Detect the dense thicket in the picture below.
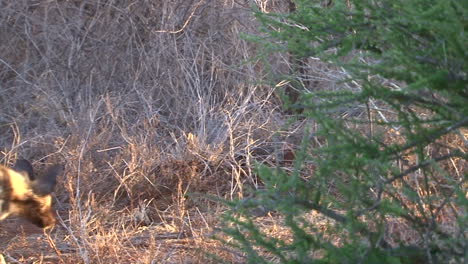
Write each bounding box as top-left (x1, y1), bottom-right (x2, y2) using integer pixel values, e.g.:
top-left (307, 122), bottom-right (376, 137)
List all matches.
top-left (223, 1), bottom-right (467, 263)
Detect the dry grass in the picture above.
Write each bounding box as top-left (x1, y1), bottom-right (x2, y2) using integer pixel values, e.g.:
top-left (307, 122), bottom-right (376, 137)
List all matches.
top-left (0, 1), bottom-right (310, 263)
top-left (0, 0), bottom-right (465, 263)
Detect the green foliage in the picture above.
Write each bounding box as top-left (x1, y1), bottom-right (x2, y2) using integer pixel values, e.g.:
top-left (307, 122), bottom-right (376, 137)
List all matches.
top-left (221, 0), bottom-right (467, 263)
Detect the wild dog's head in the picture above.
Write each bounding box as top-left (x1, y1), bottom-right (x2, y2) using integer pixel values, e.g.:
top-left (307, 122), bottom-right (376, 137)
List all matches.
top-left (0, 159), bottom-right (62, 228)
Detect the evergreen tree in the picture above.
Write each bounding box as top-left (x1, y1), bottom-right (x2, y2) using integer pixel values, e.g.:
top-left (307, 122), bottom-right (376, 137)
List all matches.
top-left (221, 1), bottom-right (467, 263)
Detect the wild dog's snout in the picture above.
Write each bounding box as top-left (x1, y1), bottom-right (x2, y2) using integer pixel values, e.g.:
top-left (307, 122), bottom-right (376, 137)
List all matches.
top-left (0, 159), bottom-right (62, 228)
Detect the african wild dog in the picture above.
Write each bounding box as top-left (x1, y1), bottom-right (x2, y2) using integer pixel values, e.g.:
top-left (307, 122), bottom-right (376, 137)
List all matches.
top-left (0, 159), bottom-right (61, 228)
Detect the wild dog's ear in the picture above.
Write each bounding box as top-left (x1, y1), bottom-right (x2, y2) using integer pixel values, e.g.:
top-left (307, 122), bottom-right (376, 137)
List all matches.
top-left (32, 164), bottom-right (63, 196)
top-left (13, 159), bottom-right (35, 181)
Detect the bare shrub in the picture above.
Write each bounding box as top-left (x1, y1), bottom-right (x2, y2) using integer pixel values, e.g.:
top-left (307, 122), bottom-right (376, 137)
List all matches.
top-left (0, 0), bottom-right (311, 262)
